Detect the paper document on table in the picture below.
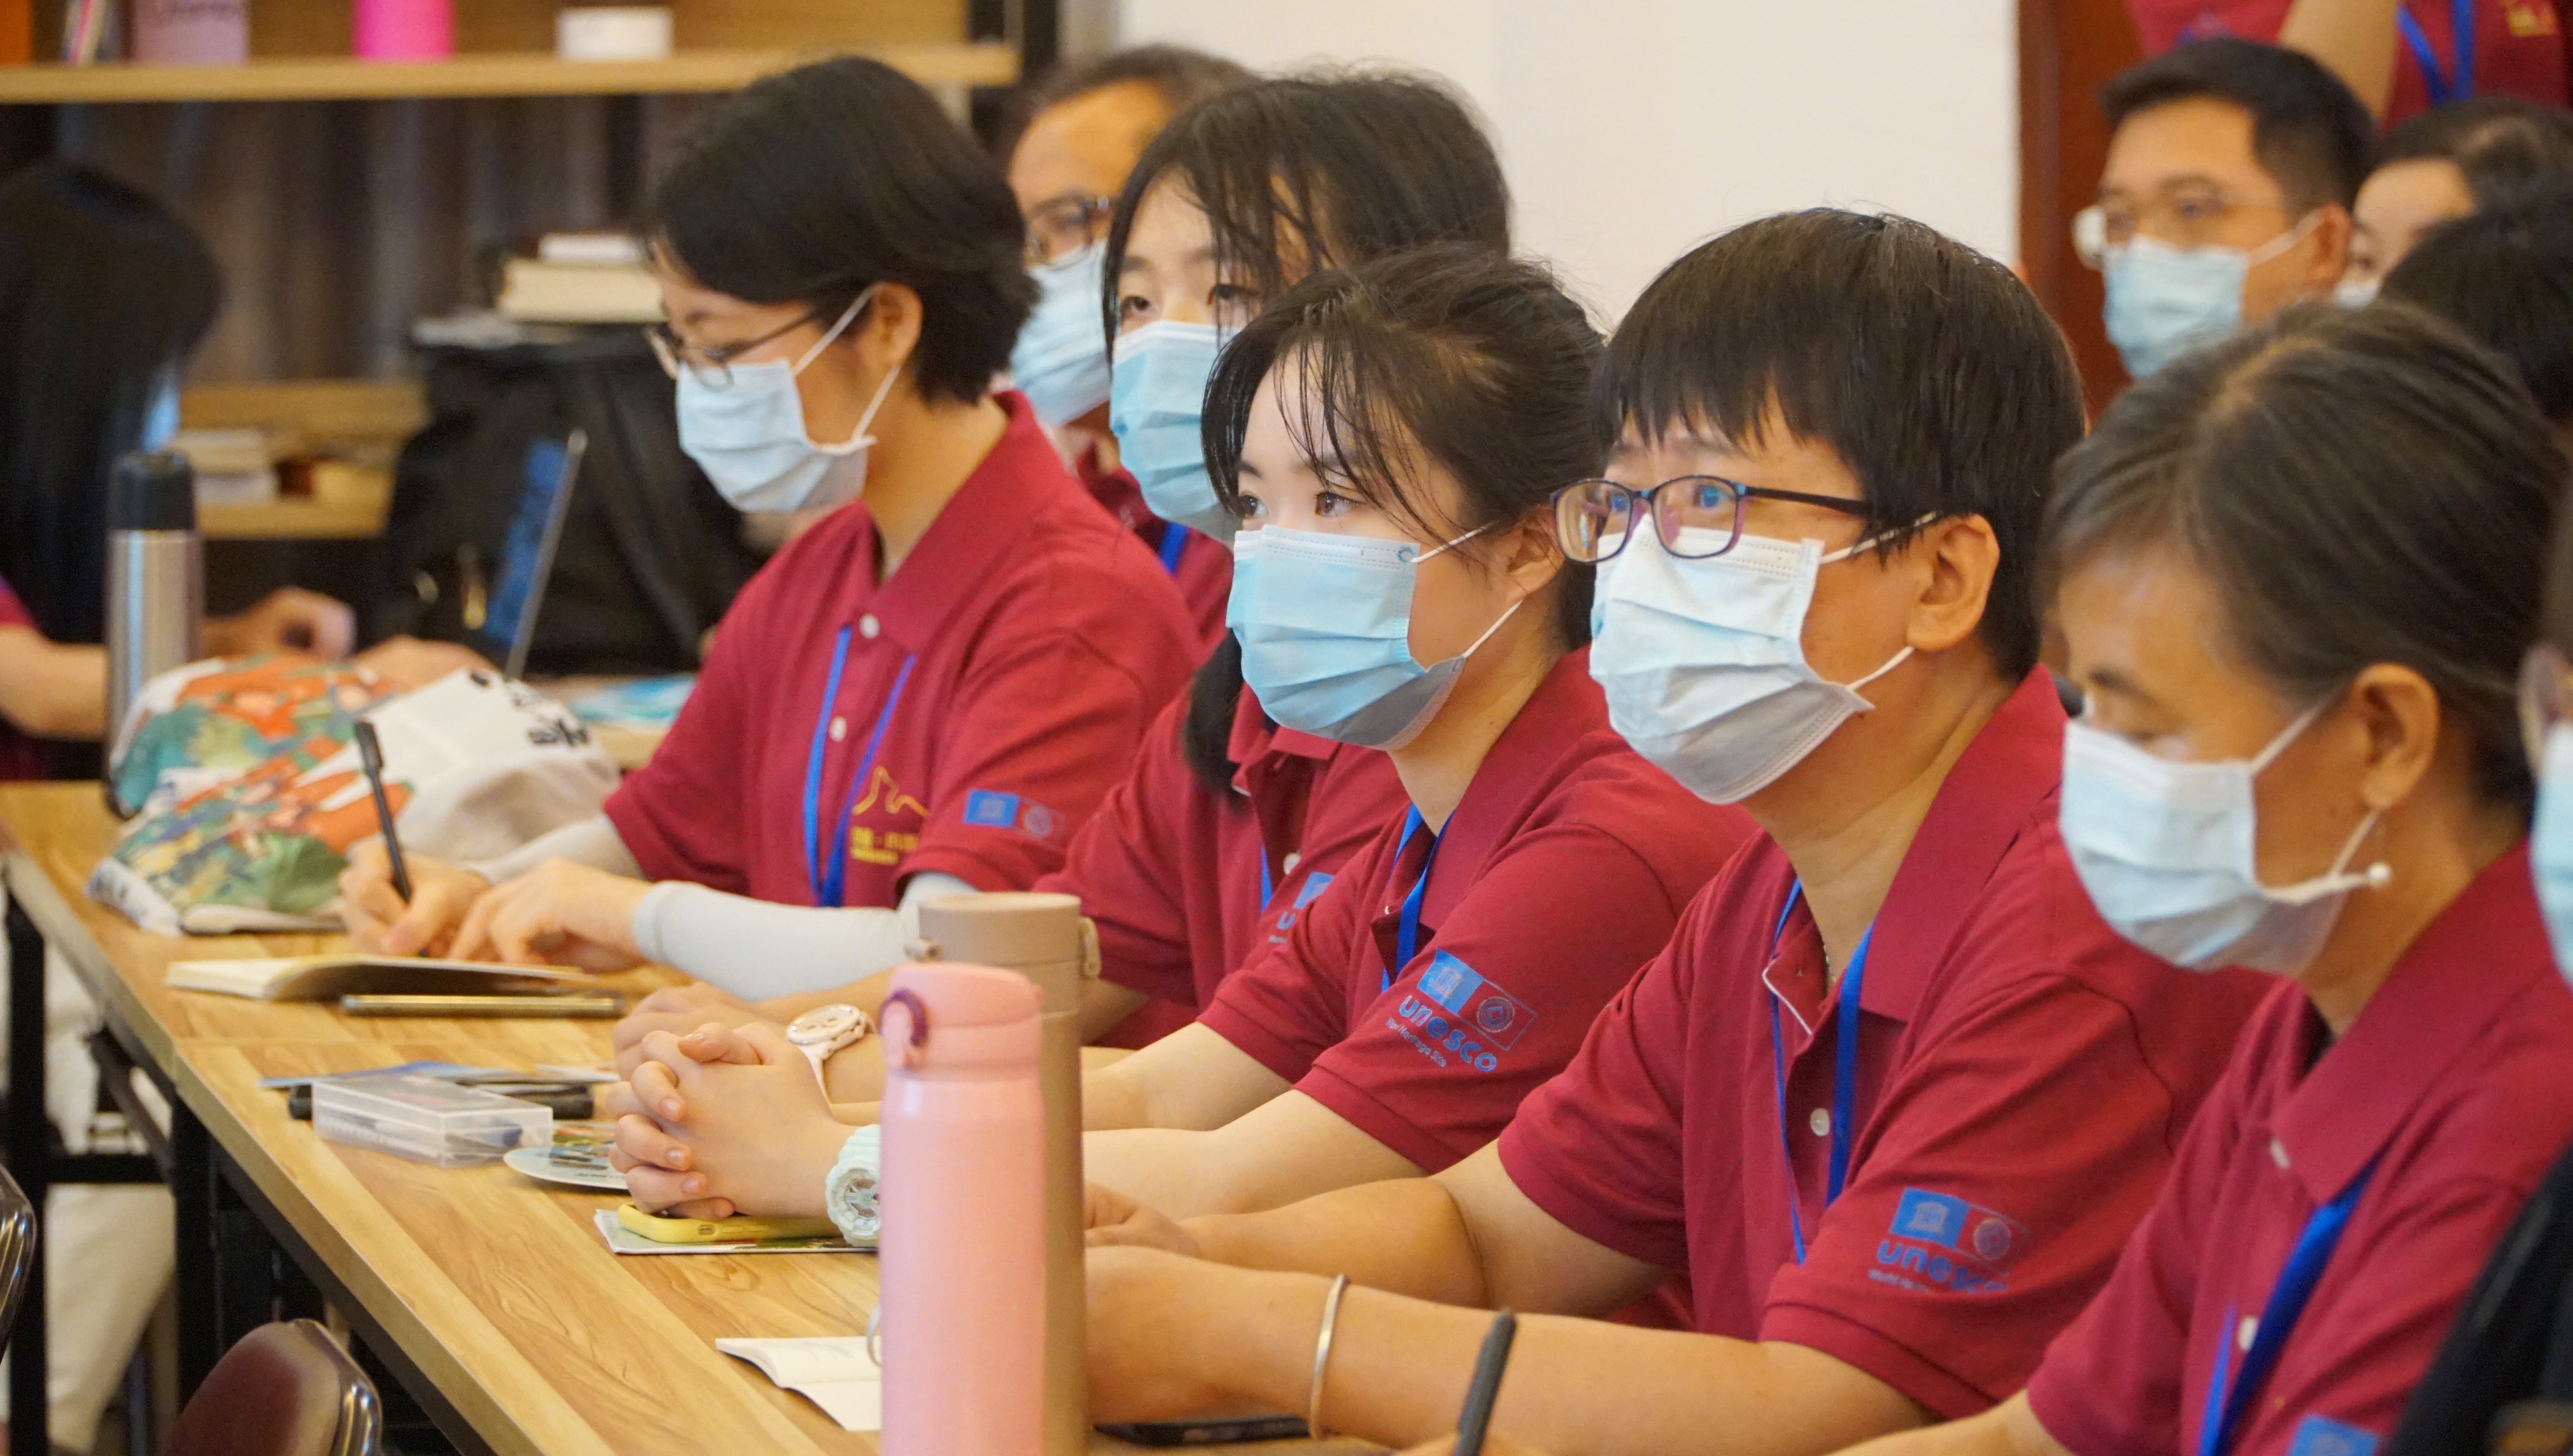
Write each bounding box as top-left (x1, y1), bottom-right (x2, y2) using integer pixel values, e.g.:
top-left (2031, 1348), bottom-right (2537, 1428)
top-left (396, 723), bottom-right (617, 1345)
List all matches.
top-left (167, 955), bottom-right (586, 1001)
top-left (590, 1209), bottom-right (867, 1255)
top-left (716, 1336), bottom-right (881, 1431)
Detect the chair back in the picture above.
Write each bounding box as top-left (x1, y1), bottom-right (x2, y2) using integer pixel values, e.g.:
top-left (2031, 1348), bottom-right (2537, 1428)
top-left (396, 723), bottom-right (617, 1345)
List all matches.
top-left (0, 1165), bottom-right (35, 1346)
top-left (166, 1319), bottom-right (383, 1456)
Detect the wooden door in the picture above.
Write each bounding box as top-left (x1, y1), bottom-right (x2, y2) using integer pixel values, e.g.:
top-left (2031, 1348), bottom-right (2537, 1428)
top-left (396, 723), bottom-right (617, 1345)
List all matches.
top-left (2020, 0), bottom-right (2145, 417)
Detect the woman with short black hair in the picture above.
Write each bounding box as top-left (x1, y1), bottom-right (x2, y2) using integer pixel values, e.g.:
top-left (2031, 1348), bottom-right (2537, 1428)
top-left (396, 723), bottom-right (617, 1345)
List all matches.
top-left (1845, 298), bottom-right (2573, 1456)
top-left (339, 57), bottom-right (1202, 993)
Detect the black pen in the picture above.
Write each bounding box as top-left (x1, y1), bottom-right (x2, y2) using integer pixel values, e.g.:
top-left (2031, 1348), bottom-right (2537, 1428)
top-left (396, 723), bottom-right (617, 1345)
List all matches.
top-left (1454, 1309), bottom-right (1517, 1456)
top-left (351, 720), bottom-right (411, 903)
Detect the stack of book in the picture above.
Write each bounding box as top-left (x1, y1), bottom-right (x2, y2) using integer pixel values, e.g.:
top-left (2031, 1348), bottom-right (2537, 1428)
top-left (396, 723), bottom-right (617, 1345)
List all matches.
top-left (496, 232), bottom-right (663, 324)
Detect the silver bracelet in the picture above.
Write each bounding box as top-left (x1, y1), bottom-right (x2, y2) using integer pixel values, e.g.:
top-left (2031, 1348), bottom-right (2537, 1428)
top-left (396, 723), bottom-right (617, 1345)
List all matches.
top-left (1308, 1273), bottom-right (1351, 1441)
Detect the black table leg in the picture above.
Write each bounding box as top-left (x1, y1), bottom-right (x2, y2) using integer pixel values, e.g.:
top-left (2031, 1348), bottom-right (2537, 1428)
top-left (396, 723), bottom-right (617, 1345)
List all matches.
top-left (6, 895), bottom-right (47, 1456)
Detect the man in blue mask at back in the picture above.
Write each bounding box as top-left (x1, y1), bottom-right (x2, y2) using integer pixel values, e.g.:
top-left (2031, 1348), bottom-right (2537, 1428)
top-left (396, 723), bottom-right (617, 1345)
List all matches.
top-left (2085, 38), bottom-right (2370, 380)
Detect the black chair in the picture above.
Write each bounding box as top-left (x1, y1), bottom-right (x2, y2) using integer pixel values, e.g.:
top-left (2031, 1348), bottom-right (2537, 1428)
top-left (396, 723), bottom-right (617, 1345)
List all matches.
top-left (0, 1165), bottom-right (35, 1350)
top-left (165, 1320), bottom-right (382, 1456)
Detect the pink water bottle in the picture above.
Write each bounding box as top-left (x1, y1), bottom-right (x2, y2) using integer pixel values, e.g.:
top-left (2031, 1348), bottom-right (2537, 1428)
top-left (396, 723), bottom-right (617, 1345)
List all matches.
top-left (351, 0), bottom-right (452, 60)
top-left (879, 963), bottom-right (1046, 1456)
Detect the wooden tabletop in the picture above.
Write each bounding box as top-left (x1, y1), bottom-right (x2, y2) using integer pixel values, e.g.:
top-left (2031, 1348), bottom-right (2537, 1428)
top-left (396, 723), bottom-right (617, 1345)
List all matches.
top-left (0, 783), bottom-right (1367, 1455)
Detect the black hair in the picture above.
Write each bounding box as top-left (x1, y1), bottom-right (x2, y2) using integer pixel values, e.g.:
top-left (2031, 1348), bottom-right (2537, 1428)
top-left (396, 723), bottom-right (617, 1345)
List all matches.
top-left (999, 44), bottom-right (1256, 160)
top-left (0, 161), bottom-right (218, 647)
top-left (643, 56), bottom-right (1032, 405)
top-left (2374, 95), bottom-right (2573, 207)
top-left (2051, 301), bottom-right (2563, 813)
top-left (2102, 38), bottom-right (2375, 211)
top-left (2383, 187), bottom-right (2573, 426)
top-left (1205, 246), bottom-right (1599, 659)
top-left (1107, 72), bottom-right (1516, 794)
top-left (1594, 208), bottom-right (2083, 682)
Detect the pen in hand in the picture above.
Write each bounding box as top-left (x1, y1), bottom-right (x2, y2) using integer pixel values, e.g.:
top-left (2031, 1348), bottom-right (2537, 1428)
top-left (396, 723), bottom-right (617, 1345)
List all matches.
top-left (1453, 1309), bottom-right (1517, 1456)
top-left (351, 719), bottom-right (411, 904)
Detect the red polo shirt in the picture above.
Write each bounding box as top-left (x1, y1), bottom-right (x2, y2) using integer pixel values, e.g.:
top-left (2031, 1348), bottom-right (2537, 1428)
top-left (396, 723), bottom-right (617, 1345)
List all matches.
top-left (2027, 841), bottom-right (2573, 1456)
top-left (0, 574), bottom-right (47, 781)
top-left (1044, 685), bottom-right (1409, 1047)
top-left (2126, 1), bottom-right (2567, 121)
top-left (1495, 672), bottom-right (2270, 1418)
top-left (1076, 444), bottom-right (1229, 651)
top-left (604, 393), bottom-right (1200, 908)
top-left (1199, 649), bottom-right (1756, 1173)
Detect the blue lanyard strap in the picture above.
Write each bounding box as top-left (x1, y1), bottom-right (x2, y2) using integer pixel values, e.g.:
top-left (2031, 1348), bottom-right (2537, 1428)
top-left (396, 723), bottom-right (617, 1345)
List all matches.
top-left (1766, 880), bottom-right (1873, 1264)
top-left (1157, 521), bottom-right (1191, 576)
top-left (1259, 850), bottom-right (1275, 911)
top-left (2197, 1163), bottom-right (2380, 1456)
top-left (2400, 0), bottom-right (2475, 105)
top-left (801, 627), bottom-right (917, 908)
top-left (1385, 806), bottom-right (1440, 991)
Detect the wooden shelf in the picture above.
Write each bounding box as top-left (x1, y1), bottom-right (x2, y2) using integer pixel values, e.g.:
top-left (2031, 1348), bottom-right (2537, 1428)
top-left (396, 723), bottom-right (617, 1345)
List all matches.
top-left (0, 42), bottom-right (1016, 103)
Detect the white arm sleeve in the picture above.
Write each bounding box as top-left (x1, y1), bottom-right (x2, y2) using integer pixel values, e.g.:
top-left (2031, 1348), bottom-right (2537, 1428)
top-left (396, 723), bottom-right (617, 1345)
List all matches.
top-left (627, 872), bottom-right (981, 999)
top-left (464, 814), bottom-right (640, 885)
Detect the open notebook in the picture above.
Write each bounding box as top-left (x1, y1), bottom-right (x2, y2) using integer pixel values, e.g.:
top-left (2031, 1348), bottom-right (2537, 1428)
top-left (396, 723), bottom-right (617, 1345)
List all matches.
top-left (165, 955), bottom-right (587, 1001)
top-left (716, 1336), bottom-right (881, 1432)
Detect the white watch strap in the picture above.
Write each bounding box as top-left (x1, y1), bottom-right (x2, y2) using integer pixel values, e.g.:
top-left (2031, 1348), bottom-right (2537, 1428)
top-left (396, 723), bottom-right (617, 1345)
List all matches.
top-left (801, 1040), bottom-right (831, 1090)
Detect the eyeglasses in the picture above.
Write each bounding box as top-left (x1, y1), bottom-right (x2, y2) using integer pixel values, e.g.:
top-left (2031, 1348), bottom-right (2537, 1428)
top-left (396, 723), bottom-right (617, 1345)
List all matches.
top-left (1550, 476), bottom-right (1871, 564)
top-left (2072, 189), bottom-right (2294, 269)
top-left (646, 312), bottom-right (819, 389)
top-left (2520, 642), bottom-right (2573, 769)
top-left (1025, 192), bottom-right (1114, 267)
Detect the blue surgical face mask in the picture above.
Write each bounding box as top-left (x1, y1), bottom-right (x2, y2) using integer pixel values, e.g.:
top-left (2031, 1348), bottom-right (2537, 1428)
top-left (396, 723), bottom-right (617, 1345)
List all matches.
top-left (2103, 215), bottom-right (2317, 380)
top-left (1109, 320), bottom-right (1237, 541)
top-left (2058, 703), bottom-right (2389, 974)
top-left (1011, 243), bottom-right (1113, 427)
top-left (1588, 524), bottom-right (1912, 804)
top-left (143, 374), bottom-right (180, 453)
top-left (677, 289), bottom-right (899, 514)
top-left (1231, 524), bottom-right (1521, 749)
top-left (2532, 725), bottom-right (2573, 980)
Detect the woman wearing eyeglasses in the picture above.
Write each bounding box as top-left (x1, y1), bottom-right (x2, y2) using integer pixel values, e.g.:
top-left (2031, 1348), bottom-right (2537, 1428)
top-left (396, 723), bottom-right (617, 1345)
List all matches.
top-left (1833, 302), bottom-right (2573, 1456)
top-left (603, 248), bottom-right (1753, 1229)
top-left (337, 56), bottom-right (1200, 976)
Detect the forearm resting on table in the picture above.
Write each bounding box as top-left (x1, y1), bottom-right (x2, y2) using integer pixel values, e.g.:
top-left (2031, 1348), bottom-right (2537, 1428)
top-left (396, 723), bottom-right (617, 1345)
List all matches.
top-left (1186, 1175), bottom-right (1495, 1306)
top-left (629, 871), bottom-right (976, 998)
top-left (0, 629), bottom-right (104, 740)
top-left (1836, 1395), bottom-right (2065, 1456)
top-left (468, 815), bottom-right (640, 885)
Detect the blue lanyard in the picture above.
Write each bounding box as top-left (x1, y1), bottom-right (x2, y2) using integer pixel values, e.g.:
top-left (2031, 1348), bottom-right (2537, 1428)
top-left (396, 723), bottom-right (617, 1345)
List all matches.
top-left (1765, 881), bottom-right (1873, 1265)
top-left (2197, 1164), bottom-right (2379, 1456)
top-left (1384, 806), bottom-right (1440, 992)
top-left (800, 625), bottom-right (916, 908)
top-left (1157, 522), bottom-right (1191, 576)
top-left (2399, 0), bottom-right (2475, 106)
top-left (1259, 851), bottom-right (1275, 910)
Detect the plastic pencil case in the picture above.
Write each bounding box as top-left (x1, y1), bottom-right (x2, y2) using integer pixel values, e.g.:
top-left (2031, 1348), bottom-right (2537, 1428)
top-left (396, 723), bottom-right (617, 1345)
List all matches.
top-left (312, 1073), bottom-right (553, 1168)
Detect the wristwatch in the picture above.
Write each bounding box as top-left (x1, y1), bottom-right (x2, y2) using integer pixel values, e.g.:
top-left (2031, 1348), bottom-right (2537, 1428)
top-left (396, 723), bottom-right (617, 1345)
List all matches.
top-left (785, 1003), bottom-right (873, 1089)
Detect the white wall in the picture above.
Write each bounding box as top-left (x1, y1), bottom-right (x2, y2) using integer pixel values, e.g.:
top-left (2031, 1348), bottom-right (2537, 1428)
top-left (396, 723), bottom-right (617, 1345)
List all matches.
top-left (1107, 0), bottom-right (2019, 323)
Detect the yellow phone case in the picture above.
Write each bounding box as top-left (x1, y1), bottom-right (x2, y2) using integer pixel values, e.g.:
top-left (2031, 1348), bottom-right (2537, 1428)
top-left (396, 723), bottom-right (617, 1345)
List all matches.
top-left (614, 1202), bottom-right (839, 1244)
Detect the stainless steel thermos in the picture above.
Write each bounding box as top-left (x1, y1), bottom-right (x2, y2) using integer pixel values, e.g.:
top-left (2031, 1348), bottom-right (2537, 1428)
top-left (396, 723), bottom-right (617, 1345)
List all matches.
top-left (104, 450), bottom-right (201, 814)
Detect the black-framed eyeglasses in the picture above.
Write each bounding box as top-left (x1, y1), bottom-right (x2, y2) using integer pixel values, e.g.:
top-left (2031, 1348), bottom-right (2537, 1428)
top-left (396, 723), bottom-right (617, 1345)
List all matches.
top-left (646, 311), bottom-right (817, 389)
top-left (1550, 475), bottom-right (1871, 564)
top-left (1025, 192), bottom-right (1114, 267)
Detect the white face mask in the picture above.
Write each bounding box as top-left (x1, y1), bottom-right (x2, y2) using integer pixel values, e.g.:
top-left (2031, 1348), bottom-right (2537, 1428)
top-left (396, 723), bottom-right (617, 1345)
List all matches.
top-left (2333, 274), bottom-right (2382, 309)
top-left (2057, 703), bottom-right (2390, 974)
top-left (675, 288), bottom-right (905, 514)
top-left (1589, 524), bottom-right (1912, 804)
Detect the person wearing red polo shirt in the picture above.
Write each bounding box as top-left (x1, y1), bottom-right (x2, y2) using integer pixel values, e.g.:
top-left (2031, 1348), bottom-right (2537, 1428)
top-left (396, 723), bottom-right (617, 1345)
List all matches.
top-left (2132, 0), bottom-right (2568, 124)
top-left (580, 74), bottom-right (1504, 1068)
top-left (1003, 46), bottom-right (1253, 646)
top-left (1832, 306), bottom-right (2573, 1456)
top-left (602, 248), bottom-right (1751, 1228)
top-left (1072, 209), bottom-right (2270, 1455)
top-left (337, 57), bottom-right (1200, 973)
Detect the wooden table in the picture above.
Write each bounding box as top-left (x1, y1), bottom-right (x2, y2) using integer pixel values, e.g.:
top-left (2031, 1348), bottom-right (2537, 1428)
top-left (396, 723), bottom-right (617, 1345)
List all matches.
top-left (0, 784), bottom-right (1360, 1455)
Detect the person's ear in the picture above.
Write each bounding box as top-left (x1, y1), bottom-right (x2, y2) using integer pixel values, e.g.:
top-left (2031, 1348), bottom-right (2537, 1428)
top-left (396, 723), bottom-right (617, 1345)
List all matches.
top-left (2343, 662), bottom-right (2442, 814)
top-left (2304, 204), bottom-right (2355, 295)
top-left (847, 283), bottom-right (925, 381)
top-left (1496, 508), bottom-right (1566, 602)
top-left (1902, 514), bottom-right (1999, 656)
